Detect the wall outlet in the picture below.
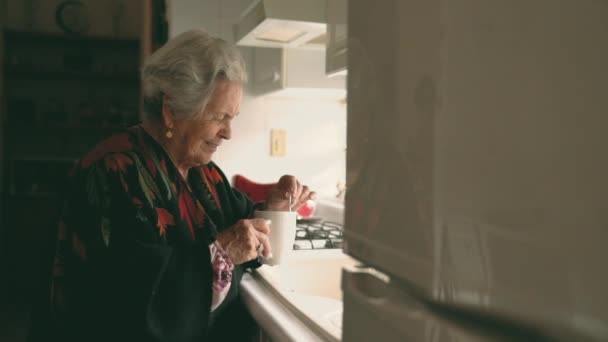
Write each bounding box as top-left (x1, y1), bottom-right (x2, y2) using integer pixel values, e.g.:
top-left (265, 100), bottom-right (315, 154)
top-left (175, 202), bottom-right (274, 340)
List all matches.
top-left (271, 129), bottom-right (286, 156)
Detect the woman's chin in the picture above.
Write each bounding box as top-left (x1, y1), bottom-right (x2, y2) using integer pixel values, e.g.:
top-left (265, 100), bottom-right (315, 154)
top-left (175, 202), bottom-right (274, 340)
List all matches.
top-left (195, 154), bottom-right (213, 166)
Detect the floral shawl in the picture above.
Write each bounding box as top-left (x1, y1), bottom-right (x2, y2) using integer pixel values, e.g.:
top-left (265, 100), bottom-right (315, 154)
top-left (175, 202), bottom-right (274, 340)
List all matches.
top-left (51, 125), bottom-right (259, 341)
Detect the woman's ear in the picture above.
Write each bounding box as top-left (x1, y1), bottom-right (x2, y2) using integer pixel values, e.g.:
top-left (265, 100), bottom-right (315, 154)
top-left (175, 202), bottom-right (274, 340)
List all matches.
top-left (161, 94), bottom-right (174, 129)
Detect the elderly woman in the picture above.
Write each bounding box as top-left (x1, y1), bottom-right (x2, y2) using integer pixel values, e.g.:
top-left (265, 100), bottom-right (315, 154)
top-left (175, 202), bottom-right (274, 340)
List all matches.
top-left (50, 29), bottom-right (314, 341)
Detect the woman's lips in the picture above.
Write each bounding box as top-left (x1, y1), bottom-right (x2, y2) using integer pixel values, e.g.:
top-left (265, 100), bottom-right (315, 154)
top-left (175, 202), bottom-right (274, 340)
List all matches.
top-left (206, 141), bottom-right (220, 151)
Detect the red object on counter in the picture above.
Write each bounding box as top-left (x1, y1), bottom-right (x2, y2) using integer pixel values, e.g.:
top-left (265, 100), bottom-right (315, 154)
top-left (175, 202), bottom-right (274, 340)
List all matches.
top-left (233, 174), bottom-right (315, 218)
top-left (297, 200), bottom-right (316, 218)
top-left (233, 174), bottom-right (274, 203)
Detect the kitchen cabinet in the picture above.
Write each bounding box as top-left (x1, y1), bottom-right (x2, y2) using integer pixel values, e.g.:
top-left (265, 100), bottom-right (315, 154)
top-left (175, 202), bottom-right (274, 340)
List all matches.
top-left (251, 47), bottom-right (284, 95)
top-left (325, 0), bottom-right (347, 76)
top-left (252, 47), bottom-right (345, 98)
top-left (166, 1), bottom-right (346, 98)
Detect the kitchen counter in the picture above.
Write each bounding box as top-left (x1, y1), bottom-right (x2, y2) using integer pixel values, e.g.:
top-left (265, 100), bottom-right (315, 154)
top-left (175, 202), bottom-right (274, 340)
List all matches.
top-left (240, 249), bottom-right (358, 342)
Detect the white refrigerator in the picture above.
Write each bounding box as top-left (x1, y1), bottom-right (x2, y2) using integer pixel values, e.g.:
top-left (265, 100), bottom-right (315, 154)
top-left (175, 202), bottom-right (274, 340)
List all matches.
top-left (342, 1), bottom-right (608, 341)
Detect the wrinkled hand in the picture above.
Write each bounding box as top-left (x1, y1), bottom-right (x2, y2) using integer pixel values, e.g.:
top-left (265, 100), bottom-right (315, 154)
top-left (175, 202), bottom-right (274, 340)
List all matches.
top-left (216, 218), bottom-right (271, 265)
top-left (265, 175), bottom-right (316, 211)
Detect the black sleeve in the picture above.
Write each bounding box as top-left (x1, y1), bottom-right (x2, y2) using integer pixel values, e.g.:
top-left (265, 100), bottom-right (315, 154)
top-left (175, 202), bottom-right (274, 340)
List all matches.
top-left (204, 163), bottom-right (264, 270)
top-left (54, 159), bottom-right (213, 342)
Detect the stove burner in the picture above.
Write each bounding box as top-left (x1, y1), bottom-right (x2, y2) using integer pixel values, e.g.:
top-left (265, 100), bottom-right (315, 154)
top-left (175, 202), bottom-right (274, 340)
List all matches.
top-left (294, 220), bottom-right (343, 250)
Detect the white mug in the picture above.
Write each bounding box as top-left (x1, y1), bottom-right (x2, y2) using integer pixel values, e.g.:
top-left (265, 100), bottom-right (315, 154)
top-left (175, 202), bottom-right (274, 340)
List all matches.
top-left (253, 210), bottom-right (297, 265)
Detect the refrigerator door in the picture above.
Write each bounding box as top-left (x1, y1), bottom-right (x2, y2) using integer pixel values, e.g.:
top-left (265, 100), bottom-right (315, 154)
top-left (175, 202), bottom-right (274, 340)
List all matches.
top-left (346, 0), bottom-right (608, 339)
top-left (342, 268), bottom-right (555, 342)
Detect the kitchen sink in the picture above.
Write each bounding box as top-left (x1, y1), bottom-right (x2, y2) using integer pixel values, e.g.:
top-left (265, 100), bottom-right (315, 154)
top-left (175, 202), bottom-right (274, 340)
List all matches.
top-left (256, 249), bottom-right (358, 301)
top-left (253, 250), bottom-right (358, 340)
top-left (279, 250), bottom-right (358, 301)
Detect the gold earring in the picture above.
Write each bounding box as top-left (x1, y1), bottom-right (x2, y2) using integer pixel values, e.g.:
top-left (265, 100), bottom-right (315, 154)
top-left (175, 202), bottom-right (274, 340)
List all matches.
top-left (165, 129), bottom-right (173, 139)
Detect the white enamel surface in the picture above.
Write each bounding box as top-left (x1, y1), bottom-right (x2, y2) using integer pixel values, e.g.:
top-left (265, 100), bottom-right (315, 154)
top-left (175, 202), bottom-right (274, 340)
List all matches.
top-left (240, 273), bottom-right (327, 342)
top-left (255, 250), bottom-right (358, 340)
top-left (345, 0), bottom-right (608, 340)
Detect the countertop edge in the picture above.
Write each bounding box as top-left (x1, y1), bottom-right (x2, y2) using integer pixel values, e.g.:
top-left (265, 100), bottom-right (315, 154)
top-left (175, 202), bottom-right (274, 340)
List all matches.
top-left (240, 272), bottom-right (335, 342)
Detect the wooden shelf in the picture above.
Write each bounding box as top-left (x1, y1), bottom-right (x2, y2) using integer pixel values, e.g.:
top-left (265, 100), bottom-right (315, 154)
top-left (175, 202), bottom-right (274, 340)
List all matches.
top-left (5, 69), bottom-right (139, 83)
top-left (3, 29), bottom-right (139, 48)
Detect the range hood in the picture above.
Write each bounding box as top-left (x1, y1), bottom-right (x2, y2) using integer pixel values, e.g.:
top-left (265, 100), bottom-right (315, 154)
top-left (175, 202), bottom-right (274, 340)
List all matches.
top-left (234, 0), bottom-right (327, 49)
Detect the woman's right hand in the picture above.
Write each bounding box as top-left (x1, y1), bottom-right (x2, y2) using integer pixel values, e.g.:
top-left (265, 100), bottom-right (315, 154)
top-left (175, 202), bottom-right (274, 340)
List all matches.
top-left (215, 218), bottom-right (272, 265)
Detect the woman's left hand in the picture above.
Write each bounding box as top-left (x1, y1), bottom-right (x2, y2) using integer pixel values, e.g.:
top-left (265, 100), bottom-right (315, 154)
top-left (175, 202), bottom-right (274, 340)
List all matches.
top-left (265, 175), bottom-right (316, 211)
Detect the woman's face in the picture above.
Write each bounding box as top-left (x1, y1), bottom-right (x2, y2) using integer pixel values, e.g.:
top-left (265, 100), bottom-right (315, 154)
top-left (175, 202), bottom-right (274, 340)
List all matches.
top-left (173, 81), bottom-right (242, 167)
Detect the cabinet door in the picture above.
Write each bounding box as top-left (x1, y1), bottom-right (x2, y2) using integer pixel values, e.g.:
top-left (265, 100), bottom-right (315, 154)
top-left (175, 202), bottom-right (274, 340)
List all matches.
top-left (252, 47), bottom-right (284, 95)
top-left (326, 0), bottom-right (347, 76)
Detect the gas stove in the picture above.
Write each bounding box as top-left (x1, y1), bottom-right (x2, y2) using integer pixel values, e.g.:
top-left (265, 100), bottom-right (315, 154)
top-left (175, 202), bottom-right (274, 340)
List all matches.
top-left (294, 219), bottom-right (344, 250)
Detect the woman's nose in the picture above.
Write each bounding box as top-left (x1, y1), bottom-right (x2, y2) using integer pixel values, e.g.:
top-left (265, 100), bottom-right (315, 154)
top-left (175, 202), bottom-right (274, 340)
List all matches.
top-left (220, 121), bottom-right (232, 140)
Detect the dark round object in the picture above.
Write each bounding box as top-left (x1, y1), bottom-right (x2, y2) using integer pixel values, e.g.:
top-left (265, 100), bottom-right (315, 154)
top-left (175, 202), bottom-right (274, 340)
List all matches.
top-left (55, 1), bottom-right (89, 34)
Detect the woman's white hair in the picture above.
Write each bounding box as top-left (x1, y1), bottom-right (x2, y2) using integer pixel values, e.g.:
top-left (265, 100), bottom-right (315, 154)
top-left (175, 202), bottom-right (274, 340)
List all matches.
top-left (141, 29), bottom-right (247, 121)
